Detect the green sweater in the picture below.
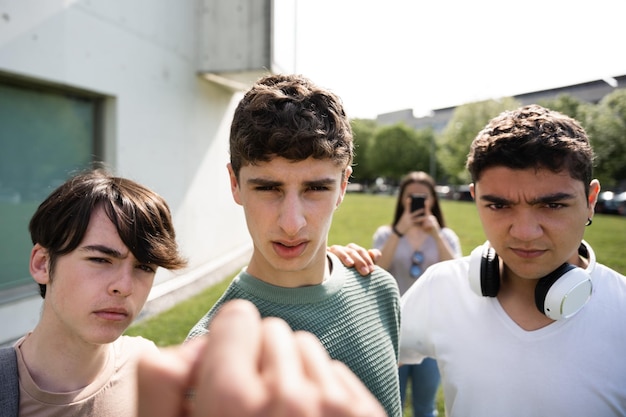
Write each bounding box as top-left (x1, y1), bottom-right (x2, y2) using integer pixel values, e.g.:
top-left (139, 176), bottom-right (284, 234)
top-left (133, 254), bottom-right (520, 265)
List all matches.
top-left (187, 253), bottom-right (402, 417)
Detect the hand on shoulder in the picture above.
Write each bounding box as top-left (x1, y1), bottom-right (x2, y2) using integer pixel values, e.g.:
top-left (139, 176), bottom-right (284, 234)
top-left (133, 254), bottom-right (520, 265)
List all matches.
top-left (328, 243), bottom-right (380, 275)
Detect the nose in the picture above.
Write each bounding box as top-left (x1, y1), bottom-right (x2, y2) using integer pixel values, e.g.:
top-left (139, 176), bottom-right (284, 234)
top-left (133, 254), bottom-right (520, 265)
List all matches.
top-left (277, 193), bottom-right (306, 237)
top-left (109, 266), bottom-right (133, 297)
top-left (509, 209), bottom-right (543, 241)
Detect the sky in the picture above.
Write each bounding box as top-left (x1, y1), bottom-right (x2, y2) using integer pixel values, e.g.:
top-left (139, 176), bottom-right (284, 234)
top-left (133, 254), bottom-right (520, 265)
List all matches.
top-left (277, 0), bottom-right (626, 119)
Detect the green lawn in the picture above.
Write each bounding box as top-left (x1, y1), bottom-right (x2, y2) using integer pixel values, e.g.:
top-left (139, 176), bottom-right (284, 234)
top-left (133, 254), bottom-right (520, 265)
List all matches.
top-left (328, 193), bottom-right (484, 255)
top-left (126, 192), bottom-right (626, 416)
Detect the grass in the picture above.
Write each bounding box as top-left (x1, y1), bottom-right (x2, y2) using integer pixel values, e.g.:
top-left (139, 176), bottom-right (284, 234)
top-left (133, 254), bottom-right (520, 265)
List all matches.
top-left (328, 193), bottom-right (484, 254)
top-left (126, 192), bottom-right (626, 416)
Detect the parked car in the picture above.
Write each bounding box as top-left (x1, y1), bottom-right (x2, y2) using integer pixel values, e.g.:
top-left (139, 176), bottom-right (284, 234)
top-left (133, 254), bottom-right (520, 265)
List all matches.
top-left (596, 191), bottom-right (615, 213)
top-left (596, 190), bottom-right (626, 215)
top-left (452, 185), bottom-right (473, 201)
top-left (613, 191), bottom-right (626, 216)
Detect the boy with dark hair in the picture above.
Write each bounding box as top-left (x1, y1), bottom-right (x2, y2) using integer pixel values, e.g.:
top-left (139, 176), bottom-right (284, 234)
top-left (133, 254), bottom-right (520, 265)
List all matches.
top-left (400, 105), bottom-right (626, 415)
top-left (188, 74), bottom-right (402, 417)
top-left (6, 169), bottom-right (187, 416)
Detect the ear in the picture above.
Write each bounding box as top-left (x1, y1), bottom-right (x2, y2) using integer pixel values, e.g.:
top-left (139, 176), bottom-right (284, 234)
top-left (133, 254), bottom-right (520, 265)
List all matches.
top-left (587, 179), bottom-right (601, 217)
top-left (30, 244), bottom-right (51, 285)
top-left (227, 163), bottom-right (243, 206)
top-left (469, 183), bottom-right (476, 199)
top-left (336, 166), bottom-right (352, 208)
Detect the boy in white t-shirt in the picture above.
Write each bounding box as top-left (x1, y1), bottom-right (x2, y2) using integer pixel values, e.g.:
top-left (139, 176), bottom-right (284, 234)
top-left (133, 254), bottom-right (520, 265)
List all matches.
top-left (400, 105), bottom-right (626, 416)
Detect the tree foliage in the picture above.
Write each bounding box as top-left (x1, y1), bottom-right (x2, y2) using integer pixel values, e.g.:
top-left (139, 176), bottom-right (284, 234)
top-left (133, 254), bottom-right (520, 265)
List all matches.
top-left (358, 90), bottom-right (626, 189)
top-left (538, 93), bottom-right (593, 123)
top-left (367, 123), bottom-right (431, 183)
top-left (438, 98), bottom-right (520, 184)
top-left (541, 91), bottom-right (626, 188)
top-left (587, 90), bottom-right (626, 188)
top-left (350, 118), bottom-right (378, 184)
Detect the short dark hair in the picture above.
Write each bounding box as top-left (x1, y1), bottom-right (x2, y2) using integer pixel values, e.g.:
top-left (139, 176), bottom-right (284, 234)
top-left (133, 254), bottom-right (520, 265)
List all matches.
top-left (466, 105), bottom-right (595, 194)
top-left (229, 74), bottom-right (354, 179)
top-left (29, 169), bottom-right (187, 298)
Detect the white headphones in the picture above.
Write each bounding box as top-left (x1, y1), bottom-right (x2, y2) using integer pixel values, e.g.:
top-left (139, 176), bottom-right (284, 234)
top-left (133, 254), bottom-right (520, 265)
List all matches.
top-left (468, 241), bottom-right (595, 320)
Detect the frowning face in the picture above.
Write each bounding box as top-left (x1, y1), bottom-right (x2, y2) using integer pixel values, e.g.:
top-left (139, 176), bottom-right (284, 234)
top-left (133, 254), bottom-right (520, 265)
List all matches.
top-left (31, 207), bottom-right (156, 345)
top-left (471, 166), bottom-right (599, 282)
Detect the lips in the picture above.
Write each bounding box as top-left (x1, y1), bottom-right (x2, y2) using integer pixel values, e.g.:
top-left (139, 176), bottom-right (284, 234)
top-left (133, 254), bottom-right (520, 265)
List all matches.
top-left (511, 248), bottom-right (546, 259)
top-left (94, 307), bottom-right (130, 321)
top-left (272, 240), bottom-right (307, 259)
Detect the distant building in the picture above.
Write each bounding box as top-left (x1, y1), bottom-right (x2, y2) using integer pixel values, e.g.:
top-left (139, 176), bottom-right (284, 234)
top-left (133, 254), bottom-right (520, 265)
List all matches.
top-left (377, 75), bottom-right (626, 132)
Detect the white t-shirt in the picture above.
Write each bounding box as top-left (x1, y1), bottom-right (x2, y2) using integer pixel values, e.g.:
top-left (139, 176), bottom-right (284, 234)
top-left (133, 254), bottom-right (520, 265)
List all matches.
top-left (400, 250), bottom-right (626, 416)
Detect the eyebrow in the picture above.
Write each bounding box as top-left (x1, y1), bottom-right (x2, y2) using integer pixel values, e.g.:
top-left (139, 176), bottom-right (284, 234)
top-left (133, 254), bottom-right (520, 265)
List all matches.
top-left (480, 192), bottom-right (576, 206)
top-left (247, 178), bottom-right (281, 187)
top-left (80, 245), bottom-right (128, 259)
top-left (247, 177), bottom-right (338, 188)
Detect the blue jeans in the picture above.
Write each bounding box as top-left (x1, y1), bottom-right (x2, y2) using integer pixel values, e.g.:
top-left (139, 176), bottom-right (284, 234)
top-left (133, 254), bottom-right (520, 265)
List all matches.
top-left (398, 359), bottom-right (440, 417)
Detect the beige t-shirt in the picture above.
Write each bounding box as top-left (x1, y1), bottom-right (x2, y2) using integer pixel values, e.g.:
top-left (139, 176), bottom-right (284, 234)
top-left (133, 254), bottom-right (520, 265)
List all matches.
top-left (15, 335), bottom-right (157, 417)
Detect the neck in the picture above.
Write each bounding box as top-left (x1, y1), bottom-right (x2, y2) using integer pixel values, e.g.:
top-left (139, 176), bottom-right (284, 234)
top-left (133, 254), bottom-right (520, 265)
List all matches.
top-left (246, 250), bottom-right (331, 288)
top-left (20, 323), bottom-right (112, 392)
top-left (497, 269), bottom-right (553, 330)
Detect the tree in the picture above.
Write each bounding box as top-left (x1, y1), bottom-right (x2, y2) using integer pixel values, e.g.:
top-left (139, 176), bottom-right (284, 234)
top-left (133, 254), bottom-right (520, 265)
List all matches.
top-left (538, 93), bottom-right (592, 123)
top-left (350, 118), bottom-right (378, 185)
top-left (586, 89), bottom-right (626, 188)
top-left (438, 98), bottom-right (520, 184)
top-left (538, 92), bottom-right (626, 188)
top-left (367, 123), bottom-right (430, 183)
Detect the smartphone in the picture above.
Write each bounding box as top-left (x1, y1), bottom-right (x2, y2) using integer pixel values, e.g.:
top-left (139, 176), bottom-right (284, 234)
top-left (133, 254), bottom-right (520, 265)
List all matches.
top-left (410, 194), bottom-right (427, 213)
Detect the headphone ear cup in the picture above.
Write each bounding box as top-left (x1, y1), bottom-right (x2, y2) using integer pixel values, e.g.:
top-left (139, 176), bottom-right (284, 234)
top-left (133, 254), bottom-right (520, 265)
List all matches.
top-left (469, 243), bottom-right (500, 297)
top-left (535, 263), bottom-right (593, 320)
top-left (480, 246), bottom-right (500, 297)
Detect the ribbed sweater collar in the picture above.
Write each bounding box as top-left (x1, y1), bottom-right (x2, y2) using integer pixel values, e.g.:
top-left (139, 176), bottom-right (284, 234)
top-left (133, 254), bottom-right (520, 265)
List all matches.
top-left (236, 253), bottom-right (347, 304)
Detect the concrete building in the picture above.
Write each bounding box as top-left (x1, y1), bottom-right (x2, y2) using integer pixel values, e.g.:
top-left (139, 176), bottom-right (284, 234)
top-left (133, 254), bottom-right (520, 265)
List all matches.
top-left (0, 0), bottom-right (295, 344)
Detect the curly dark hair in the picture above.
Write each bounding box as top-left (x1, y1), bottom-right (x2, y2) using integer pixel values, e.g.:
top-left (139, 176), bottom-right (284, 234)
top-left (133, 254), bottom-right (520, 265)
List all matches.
top-left (466, 104), bottom-right (594, 194)
top-left (229, 74), bottom-right (354, 178)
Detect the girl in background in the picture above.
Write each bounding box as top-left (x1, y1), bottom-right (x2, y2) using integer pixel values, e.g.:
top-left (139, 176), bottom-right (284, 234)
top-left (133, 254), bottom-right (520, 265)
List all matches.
top-left (373, 171), bottom-right (461, 417)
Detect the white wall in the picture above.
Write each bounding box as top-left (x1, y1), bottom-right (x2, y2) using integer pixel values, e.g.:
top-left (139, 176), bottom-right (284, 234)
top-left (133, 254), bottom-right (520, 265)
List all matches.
top-left (0, 0), bottom-right (253, 343)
